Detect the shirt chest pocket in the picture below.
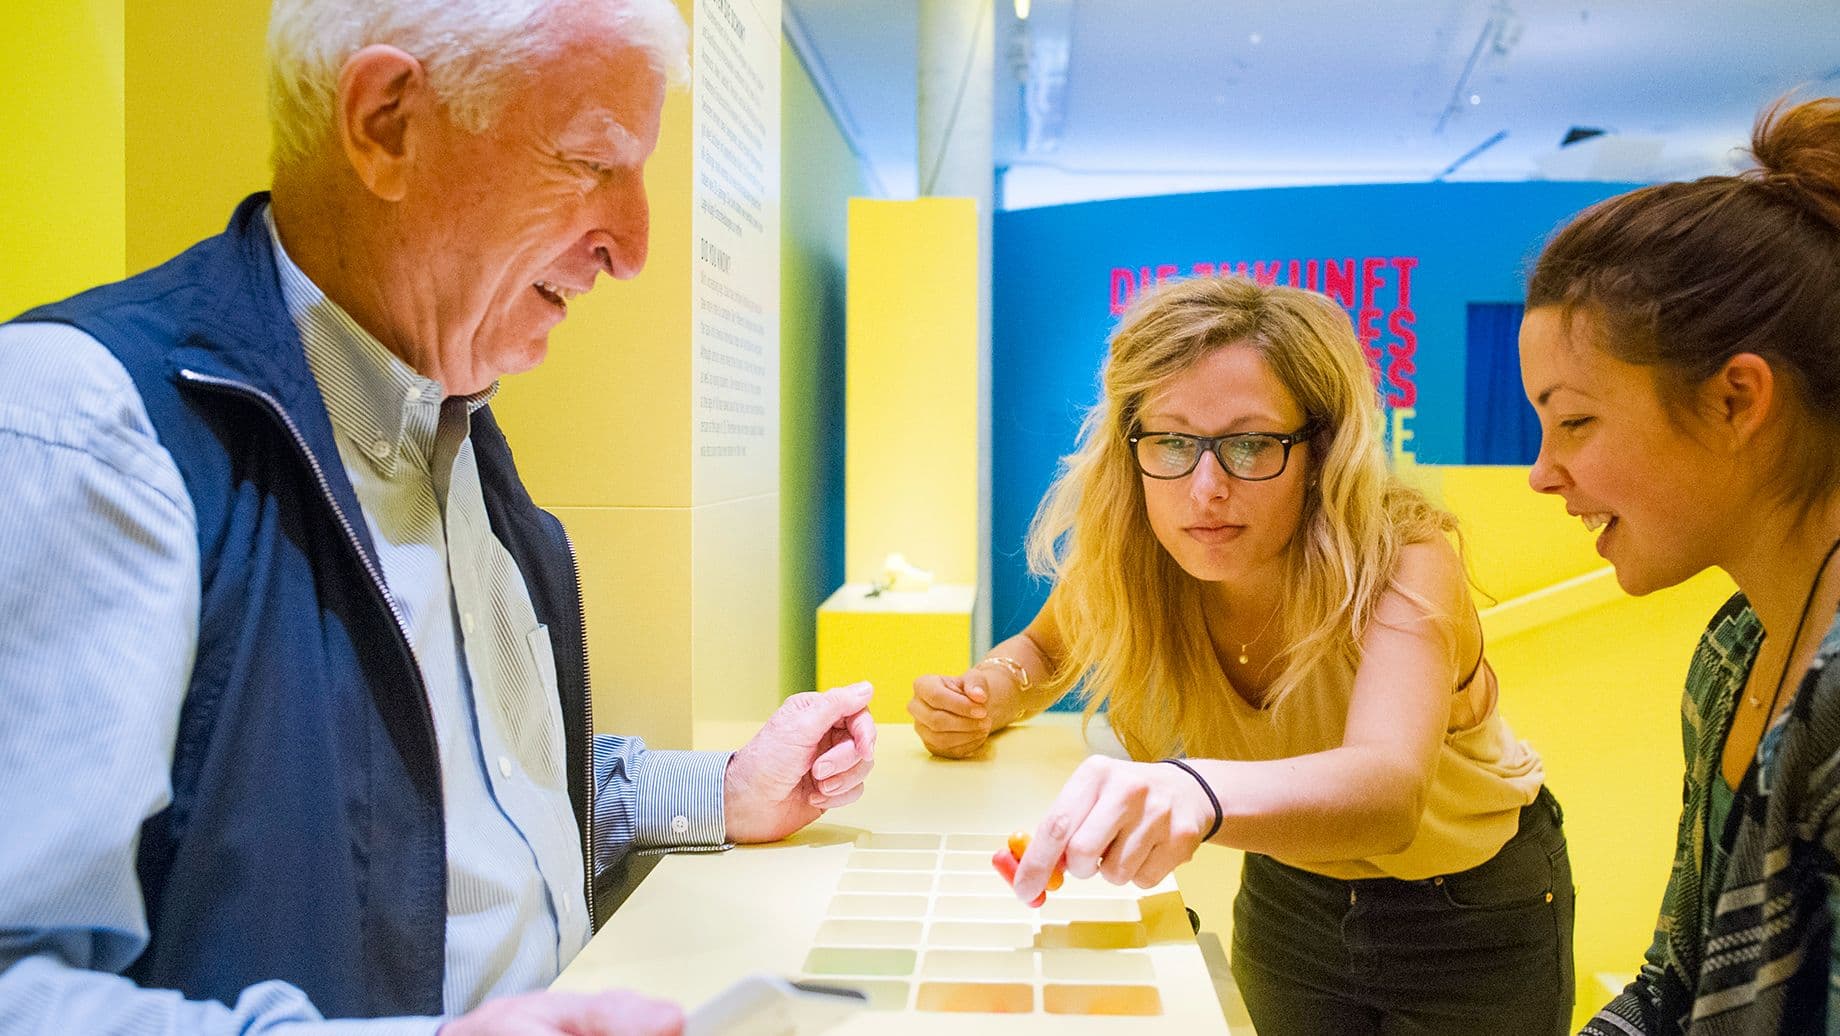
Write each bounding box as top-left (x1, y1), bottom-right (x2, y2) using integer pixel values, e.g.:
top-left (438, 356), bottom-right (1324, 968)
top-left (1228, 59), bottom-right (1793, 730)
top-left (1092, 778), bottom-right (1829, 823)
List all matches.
top-left (484, 622), bottom-right (566, 787)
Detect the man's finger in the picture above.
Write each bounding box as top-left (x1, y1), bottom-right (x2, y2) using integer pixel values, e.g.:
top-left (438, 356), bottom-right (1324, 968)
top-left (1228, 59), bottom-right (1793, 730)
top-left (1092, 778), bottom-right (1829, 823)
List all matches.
top-left (810, 783), bottom-right (866, 810)
top-left (776, 682), bottom-right (874, 742)
top-left (844, 705), bottom-right (876, 762)
top-left (815, 756), bottom-right (872, 797)
top-left (534, 991), bottom-right (686, 1035)
top-left (811, 736), bottom-right (862, 781)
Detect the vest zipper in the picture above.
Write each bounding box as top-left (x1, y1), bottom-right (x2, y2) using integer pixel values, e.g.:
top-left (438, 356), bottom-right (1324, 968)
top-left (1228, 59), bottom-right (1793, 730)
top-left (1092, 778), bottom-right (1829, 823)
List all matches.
top-left (561, 529), bottom-right (598, 931)
top-left (181, 369), bottom-right (599, 935)
top-left (175, 369), bottom-right (440, 782)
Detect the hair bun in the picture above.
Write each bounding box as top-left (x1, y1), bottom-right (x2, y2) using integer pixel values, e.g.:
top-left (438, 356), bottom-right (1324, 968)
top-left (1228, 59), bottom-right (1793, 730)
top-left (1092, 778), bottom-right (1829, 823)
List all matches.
top-left (1749, 96), bottom-right (1840, 233)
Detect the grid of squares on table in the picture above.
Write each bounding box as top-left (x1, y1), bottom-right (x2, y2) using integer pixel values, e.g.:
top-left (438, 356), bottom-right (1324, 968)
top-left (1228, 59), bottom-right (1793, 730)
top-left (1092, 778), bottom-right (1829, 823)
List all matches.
top-left (799, 832), bottom-right (1166, 1017)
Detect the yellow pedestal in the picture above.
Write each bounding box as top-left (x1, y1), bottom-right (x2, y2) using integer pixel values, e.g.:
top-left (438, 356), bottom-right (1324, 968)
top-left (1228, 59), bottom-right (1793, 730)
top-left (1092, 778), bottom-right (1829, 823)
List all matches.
top-left (817, 583), bottom-right (975, 723)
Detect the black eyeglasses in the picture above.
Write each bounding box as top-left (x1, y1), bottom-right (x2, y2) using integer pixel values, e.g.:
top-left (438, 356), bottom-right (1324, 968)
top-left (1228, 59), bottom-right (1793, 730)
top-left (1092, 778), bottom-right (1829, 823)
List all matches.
top-left (1126, 425), bottom-right (1314, 481)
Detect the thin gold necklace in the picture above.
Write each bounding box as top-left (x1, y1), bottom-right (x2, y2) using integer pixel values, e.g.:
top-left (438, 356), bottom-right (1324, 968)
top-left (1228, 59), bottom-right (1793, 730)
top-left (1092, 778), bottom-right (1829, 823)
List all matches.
top-left (1235, 603), bottom-right (1280, 666)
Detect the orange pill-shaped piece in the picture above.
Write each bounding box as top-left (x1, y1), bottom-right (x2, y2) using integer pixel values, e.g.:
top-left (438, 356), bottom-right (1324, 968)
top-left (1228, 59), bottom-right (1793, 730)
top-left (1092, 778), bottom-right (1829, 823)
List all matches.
top-left (1007, 830), bottom-right (1031, 859)
top-left (1006, 830), bottom-right (1067, 891)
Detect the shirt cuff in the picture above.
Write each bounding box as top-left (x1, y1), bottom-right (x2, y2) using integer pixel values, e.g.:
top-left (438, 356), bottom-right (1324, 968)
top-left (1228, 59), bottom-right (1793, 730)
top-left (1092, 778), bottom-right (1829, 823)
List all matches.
top-left (630, 749), bottom-right (731, 848)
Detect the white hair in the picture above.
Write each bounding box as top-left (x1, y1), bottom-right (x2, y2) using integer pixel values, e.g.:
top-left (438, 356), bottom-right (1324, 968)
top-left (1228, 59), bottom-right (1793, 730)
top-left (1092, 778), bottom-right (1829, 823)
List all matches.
top-left (267, 0), bottom-right (689, 170)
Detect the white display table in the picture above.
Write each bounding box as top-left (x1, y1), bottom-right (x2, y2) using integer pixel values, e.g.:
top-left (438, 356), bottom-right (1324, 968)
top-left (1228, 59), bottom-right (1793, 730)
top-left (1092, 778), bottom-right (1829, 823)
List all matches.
top-left (553, 714), bottom-right (1252, 1033)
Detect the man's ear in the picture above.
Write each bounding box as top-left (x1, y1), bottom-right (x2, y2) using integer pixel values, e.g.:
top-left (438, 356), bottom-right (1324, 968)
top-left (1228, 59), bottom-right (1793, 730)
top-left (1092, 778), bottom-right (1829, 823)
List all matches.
top-left (335, 45), bottom-right (426, 201)
top-left (1701, 352), bottom-right (1776, 450)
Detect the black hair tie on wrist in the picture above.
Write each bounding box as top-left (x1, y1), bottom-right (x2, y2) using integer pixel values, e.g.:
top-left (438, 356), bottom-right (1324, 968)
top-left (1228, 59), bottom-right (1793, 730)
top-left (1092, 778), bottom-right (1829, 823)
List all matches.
top-left (1160, 758), bottom-right (1223, 843)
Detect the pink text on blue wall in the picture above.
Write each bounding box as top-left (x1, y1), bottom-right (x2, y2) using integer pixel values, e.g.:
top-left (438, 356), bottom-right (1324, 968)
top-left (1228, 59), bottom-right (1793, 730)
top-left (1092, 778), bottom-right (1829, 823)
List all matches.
top-left (1109, 257), bottom-right (1420, 408)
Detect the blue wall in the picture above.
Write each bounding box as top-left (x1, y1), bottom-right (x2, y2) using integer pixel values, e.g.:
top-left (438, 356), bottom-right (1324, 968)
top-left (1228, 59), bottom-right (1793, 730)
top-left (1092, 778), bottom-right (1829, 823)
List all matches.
top-left (990, 181), bottom-right (1632, 643)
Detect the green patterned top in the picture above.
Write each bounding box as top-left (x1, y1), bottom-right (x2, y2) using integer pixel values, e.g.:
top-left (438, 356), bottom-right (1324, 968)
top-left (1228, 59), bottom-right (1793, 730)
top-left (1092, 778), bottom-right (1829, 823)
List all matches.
top-left (1702, 767), bottom-right (1736, 954)
top-left (1582, 593), bottom-right (1840, 1035)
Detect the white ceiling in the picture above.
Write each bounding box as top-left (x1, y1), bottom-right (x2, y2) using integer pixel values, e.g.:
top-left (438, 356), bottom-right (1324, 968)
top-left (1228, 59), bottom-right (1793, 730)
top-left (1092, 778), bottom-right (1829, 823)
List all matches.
top-left (783, 0), bottom-right (1840, 209)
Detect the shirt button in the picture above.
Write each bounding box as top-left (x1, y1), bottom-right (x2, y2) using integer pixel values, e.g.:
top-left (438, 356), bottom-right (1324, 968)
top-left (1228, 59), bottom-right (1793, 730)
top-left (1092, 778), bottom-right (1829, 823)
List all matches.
top-left (498, 755), bottom-right (513, 779)
top-left (370, 438), bottom-right (393, 460)
top-left (670, 815), bottom-right (690, 836)
top-left (462, 613), bottom-right (476, 636)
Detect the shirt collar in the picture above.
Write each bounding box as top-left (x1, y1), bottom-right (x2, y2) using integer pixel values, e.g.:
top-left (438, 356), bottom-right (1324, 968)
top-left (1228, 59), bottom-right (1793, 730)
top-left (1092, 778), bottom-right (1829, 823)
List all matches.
top-left (262, 206), bottom-right (494, 475)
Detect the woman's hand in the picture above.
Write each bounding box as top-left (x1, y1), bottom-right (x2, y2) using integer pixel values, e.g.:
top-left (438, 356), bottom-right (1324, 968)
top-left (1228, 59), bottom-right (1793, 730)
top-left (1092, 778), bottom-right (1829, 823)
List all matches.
top-left (1010, 755), bottom-right (1215, 901)
top-left (909, 668), bottom-right (996, 758)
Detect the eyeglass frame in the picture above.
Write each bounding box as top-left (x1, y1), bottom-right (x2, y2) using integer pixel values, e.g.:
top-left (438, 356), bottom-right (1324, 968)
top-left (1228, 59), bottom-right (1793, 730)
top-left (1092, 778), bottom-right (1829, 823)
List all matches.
top-left (1124, 424), bottom-right (1317, 481)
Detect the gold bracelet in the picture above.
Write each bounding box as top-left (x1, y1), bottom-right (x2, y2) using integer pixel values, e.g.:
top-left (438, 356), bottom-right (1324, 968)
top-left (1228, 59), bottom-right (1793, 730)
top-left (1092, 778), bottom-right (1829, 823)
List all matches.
top-left (975, 655), bottom-right (1031, 691)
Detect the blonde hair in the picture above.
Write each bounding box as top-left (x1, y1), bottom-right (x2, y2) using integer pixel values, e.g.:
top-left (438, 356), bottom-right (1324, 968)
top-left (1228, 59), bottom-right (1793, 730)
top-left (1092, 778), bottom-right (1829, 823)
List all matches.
top-left (1027, 275), bottom-right (1455, 760)
top-left (266, 0), bottom-right (690, 172)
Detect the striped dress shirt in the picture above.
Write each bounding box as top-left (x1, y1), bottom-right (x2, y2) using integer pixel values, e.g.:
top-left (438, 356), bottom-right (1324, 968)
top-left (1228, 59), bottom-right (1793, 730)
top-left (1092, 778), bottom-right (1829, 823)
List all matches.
top-left (0, 211), bottom-right (728, 1033)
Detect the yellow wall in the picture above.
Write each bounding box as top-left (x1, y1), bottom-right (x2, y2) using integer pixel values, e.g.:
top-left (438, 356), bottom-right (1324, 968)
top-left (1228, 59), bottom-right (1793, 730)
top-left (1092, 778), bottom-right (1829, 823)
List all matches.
top-left (779, 37), bottom-right (870, 698)
top-left (494, 0), bottom-right (786, 744)
top-left (123, 0), bottom-right (271, 272)
top-left (0, 0), bottom-right (269, 305)
top-left (844, 198), bottom-right (980, 584)
top-left (1414, 464), bottom-right (1604, 602)
top-left (490, 6), bottom-right (699, 745)
top-left (493, 62), bottom-right (695, 512)
top-left (1, 0), bottom-right (126, 318)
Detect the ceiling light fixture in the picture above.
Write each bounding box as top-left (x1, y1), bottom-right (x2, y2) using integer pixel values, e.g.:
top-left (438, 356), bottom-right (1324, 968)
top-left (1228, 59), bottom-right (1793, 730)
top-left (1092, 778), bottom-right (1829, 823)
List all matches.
top-left (1014, 0), bottom-right (1070, 155)
top-left (1015, 0), bottom-right (1031, 20)
top-left (1436, 1), bottom-right (1517, 135)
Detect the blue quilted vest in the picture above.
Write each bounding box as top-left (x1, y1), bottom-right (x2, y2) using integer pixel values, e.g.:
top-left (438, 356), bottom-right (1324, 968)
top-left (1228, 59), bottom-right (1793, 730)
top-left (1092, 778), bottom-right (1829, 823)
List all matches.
top-left (12, 194), bottom-right (598, 1018)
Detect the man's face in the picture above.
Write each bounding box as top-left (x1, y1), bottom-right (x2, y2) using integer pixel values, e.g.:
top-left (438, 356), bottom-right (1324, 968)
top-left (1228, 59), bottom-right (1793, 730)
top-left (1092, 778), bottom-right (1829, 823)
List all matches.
top-left (402, 24), bottom-right (665, 394)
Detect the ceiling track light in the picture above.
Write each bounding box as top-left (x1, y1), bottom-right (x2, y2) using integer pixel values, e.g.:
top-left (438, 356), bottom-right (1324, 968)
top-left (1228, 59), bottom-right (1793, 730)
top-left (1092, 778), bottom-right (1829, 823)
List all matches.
top-left (1435, 1), bottom-right (1517, 135)
top-left (1015, 0), bottom-right (1071, 155)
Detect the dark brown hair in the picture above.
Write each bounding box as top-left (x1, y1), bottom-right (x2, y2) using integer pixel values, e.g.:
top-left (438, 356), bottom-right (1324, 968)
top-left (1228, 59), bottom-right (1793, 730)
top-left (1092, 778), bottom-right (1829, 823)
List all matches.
top-left (1527, 96), bottom-right (1840, 512)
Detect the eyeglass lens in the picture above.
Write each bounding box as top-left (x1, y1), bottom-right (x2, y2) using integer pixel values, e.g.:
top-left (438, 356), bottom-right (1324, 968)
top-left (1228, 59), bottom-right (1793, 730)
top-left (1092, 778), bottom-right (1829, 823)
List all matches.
top-left (1135, 433), bottom-right (1287, 479)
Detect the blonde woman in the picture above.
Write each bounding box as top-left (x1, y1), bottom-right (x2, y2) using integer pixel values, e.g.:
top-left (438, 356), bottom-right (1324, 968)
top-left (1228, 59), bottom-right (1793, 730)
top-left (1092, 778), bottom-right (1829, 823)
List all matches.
top-left (910, 276), bottom-right (1572, 1034)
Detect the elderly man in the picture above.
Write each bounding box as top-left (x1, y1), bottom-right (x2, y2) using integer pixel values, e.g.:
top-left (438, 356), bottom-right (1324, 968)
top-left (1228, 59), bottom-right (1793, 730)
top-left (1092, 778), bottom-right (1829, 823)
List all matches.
top-left (0, 1), bottom-right (873, 1034)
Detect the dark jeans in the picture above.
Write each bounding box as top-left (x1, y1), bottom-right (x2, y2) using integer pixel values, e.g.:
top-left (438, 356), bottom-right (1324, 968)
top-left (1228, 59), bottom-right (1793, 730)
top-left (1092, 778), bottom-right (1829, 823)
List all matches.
top-left (1229, 786), bottom-right (1575, 1035)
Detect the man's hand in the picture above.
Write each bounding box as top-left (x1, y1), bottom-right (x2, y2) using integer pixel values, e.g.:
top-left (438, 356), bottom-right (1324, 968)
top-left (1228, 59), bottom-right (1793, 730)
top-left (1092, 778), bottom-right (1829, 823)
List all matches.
top-left (724, 682), bottom-right (876, 843)
top-left (438, 989), bottom-right (683, 1036)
